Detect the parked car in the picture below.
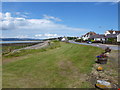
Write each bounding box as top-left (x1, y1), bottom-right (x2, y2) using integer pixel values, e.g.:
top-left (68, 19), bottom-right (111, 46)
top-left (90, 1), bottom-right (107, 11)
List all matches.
top-left (87, 41), bottom-right (92, 44)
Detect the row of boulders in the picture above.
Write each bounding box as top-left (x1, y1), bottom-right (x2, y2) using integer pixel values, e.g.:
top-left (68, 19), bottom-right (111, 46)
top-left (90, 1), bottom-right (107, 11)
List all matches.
top-left (94, 47), bottom-right (113, 89)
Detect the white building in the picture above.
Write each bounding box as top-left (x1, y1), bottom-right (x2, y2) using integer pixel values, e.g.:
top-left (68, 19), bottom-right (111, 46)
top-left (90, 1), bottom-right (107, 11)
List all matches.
top-left (104, 30), bottom-right (120, 43)
top-left (61, 37), bottom-right (68, 42)
top-left (117, 34), bottom-right (120, 42)
top-left (105, 30), bottom-right (120, 36)
top-left (81, 32), bottom-right (96, 41)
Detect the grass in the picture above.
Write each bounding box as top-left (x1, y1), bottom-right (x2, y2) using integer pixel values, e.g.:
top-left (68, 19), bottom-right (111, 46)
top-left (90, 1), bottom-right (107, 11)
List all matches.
top-left (103, 50), bottom-right (119, 78)
top-left (3, 41), bottom-right (103, 88)
top-left (3, 41), bottom-right (61, 58)
top-left (2, 45), bottom-right (31, 55)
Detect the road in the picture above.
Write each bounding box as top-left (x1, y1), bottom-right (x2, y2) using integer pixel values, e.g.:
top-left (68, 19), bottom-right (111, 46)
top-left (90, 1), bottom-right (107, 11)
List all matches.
top-left (69, 41), bottom-right (120, 50)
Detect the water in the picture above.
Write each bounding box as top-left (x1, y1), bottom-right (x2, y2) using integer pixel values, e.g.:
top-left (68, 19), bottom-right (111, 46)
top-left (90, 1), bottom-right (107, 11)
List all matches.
top-left (0, 41), bottom-right (43, 44)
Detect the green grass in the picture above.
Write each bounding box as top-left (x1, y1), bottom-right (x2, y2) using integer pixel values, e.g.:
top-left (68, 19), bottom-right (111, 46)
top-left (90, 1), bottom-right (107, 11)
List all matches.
top-left (3, 42), bottom-right (103, 88)
top-left (3, 41), bottom-right (61, 58)
top-left (2, 45), bottom-right (31, 55)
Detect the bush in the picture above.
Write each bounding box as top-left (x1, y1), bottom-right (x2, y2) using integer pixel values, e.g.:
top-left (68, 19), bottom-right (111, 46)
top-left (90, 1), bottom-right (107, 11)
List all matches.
top-left (75, 39), bottom-right (83, 42)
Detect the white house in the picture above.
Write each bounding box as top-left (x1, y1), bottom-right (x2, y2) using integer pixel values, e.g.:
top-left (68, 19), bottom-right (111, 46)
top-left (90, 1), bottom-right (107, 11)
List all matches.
top-left (61, 38), bottom-right (66, 41)
top-left (81, 31), bottom-right (96, 41)
top-left (117, 34), bottom-right (120, 42)
top-left (104, 30), bottom-right (120, 43)
top-left (61, 37), bottom-right (68, 42)
top-left (105, 30), bottom-right (120, 36)
top-left (105, 30), bottom-right (112, 36)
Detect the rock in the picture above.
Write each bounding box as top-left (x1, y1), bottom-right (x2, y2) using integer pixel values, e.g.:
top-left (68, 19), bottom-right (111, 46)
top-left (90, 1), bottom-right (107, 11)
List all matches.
top-left (97, 66), bottom-right (103, 71)
top-left (95, 80), bottom-right (112, 89)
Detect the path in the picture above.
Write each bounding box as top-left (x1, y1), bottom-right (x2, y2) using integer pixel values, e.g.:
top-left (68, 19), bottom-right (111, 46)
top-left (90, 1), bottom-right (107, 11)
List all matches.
top-left (8, 41), bottom-right (49, 54)
top-left (69, 41), bottom-right (120, 50)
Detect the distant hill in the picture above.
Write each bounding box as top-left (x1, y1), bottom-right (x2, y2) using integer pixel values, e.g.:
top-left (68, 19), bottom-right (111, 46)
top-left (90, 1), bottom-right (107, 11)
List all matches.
top-left (0, 38), bottom-right (43, 41)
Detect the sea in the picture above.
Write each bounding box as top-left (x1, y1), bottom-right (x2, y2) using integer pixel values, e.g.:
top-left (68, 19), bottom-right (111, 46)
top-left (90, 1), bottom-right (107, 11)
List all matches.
top-left (0, 41), bottom-right (43, 44)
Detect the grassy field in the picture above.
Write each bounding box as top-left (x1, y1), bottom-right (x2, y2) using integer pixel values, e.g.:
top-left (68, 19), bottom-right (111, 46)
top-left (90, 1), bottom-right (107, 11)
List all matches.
top-left (2, 45), bottom-right (31, 55)
top-left (3, 41), bottom-right (103, 88)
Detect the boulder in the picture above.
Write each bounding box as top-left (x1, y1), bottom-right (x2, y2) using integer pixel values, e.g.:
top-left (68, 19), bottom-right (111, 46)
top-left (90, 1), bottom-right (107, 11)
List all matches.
top-left (95, 80), bottom-right (112, 89)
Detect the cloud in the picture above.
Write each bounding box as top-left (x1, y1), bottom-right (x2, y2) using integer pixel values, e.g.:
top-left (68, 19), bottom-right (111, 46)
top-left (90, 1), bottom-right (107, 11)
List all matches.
top-left (16, 35), bottom-right (29, 38)
top-left (35, 33), bottom-right (60, 39)
top-left (15, 12), bottom-right (29, 18)
top-left (43, 14), bottom-right (62, 21)
top-left (1, 12), bottom-right (90, 38)
top-left (15, 12), bottom-right (21, 15)
top-left (44, 33), bottom-right (58, 37)
top-left (1, 12), bottom-right (30, 30)
top-left (0, 13), bottom-right (2, 20)
top-left (1, 35), bottom-right (29, 38)
top-left (35, 34), bottom-right (42, 37)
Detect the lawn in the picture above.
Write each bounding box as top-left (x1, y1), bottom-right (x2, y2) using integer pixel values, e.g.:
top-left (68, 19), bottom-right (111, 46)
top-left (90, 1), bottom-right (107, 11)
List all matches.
top-left (2, 41), bottom-right (103, 88)
top-left (2, 43), bottom-right (36, 55)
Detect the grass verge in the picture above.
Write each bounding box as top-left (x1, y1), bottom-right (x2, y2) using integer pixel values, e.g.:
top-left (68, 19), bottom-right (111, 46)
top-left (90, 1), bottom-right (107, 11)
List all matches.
top-left (3, 41), bottom-right (103, 88)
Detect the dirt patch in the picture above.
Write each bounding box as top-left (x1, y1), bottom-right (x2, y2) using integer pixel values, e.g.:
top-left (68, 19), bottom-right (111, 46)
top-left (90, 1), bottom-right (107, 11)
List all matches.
top-left (58, 60), bottom-right (79, 76)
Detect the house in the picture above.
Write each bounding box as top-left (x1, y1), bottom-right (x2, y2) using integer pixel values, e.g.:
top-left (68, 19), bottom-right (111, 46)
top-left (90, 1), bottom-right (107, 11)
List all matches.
top-left (105, 34), bottom-right (118, 38)
top-left (79, 30), bottom-right (120, 44)
top-left (61, 36), bottom-right (68, 42)
top-left (105, 30), bottom-right (120, 43)
top-left (89, 34), bottom-right (105, 42)
top-left (104, 30), bottom-right (120, 44)
top-left (105, 33), bottom-right (120, 43)
top-left (105, 30), bottom-right (120, 36)
top-left (81, 31), bottom-right (96, 41)
top-left (104, 34), bottom-right (118, 44)
top-left (117, 34), bottom-right (120, 42)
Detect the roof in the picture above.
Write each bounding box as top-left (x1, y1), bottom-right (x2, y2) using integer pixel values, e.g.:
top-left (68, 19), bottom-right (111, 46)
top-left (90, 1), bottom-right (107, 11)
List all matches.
top-left (115, 31), bottom-right (120, 34)
top-left (107, 30), bottom-right (120, 34)
top-left (89, 34), bottom-right (105, 38)
top-left (83, 31), bottom-right (96, 37)
top-left (107, 30), bottom-right (114, 34)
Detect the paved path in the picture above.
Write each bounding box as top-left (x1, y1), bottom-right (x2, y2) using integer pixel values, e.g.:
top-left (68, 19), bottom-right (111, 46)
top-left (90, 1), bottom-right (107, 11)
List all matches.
top-left (69, 41), bottom-right (120, 50)
top-left (8, 41), bottom-right (49, 54)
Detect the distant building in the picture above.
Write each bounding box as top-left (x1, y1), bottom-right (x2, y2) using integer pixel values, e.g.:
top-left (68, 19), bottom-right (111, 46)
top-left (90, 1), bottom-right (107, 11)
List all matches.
top-left (80, 30), bottom-right (120, 44)
top-left (89, 34), bottom-right (105, 42)
top-left (104, 30), bottom-right (120, 43)
top-left (117, 34), bottom-right (120, 42)
top-left (81, 31), bottom-right (96, 41)
top-left (105, 30), bottom-right (120, 36)
top-left (61, 36), bottom-right (68, 42)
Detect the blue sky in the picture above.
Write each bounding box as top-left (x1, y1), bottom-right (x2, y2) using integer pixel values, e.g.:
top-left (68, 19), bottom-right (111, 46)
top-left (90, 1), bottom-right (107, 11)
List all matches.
top-left (1, 2), bottom-right (118, 39)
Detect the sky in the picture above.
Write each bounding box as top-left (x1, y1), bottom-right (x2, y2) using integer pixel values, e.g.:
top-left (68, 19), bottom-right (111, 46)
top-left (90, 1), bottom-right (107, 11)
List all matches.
top-left (1, 2), bottom-right (118, 39)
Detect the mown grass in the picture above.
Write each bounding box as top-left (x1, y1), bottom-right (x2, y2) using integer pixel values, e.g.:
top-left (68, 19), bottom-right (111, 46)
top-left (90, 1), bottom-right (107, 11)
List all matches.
top-left (3, 41), bottom-right (103, 88)
top-left (2, 45), bottom-right (31, 55)
top-left (3, 40), bottom-right (61, 58)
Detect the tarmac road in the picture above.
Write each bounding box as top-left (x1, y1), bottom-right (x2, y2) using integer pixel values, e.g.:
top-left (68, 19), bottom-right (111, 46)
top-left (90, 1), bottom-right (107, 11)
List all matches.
top-left (69, 41), bottom-right (120, 50)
